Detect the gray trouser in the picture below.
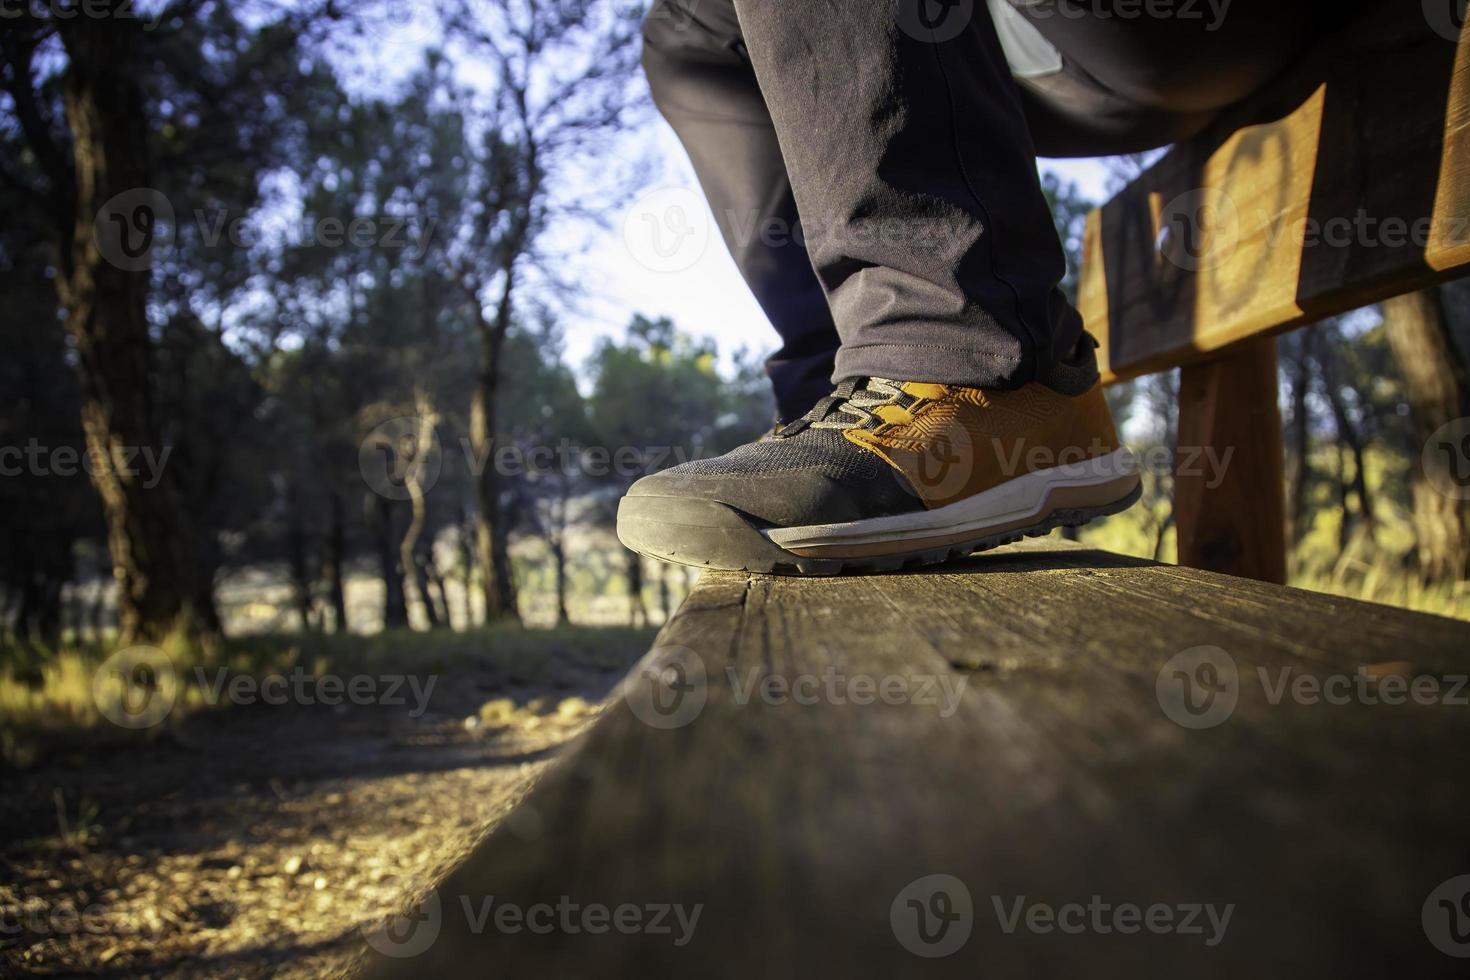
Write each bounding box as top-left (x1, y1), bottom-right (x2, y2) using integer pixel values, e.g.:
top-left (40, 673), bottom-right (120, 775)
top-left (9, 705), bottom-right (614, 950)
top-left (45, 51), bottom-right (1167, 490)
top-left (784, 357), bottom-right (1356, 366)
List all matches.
top-left (642, 0), bottom-right (1335, 420)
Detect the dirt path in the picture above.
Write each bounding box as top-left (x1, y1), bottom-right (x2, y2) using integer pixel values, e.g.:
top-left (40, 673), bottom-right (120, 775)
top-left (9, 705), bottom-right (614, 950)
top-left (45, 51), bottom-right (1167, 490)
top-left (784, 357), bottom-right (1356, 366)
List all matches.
top-left (1, 636), bottom-right (649, 978)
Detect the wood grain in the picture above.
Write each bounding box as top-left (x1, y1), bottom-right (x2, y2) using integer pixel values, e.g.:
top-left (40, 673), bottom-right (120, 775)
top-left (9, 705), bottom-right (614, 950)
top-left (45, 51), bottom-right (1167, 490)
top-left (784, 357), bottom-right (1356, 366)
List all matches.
top-left (358, 545), bottom-right (1470, 979)
top-left (1082, 8), bottom-right (1470, 383)
top-left (1175, 336), bottom-right (1288, 582)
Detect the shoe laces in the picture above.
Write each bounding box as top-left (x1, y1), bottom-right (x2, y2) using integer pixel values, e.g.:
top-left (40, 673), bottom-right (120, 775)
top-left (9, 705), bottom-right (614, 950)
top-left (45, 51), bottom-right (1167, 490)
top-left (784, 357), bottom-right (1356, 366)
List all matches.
top-left (778, 378), bottom-right (905, 436)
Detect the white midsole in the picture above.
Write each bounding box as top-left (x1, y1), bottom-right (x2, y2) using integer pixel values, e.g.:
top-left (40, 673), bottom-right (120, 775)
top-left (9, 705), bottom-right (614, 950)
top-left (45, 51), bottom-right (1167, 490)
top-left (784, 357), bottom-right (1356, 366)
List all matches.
top-left (765, 449), bottom-right (1139, 549)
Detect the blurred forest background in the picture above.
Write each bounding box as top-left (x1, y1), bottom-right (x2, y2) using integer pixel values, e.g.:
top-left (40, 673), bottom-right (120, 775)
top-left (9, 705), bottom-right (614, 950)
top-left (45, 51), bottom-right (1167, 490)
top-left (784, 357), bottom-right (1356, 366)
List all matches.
top-left (4, 2), bottom-right (1470, 974)
top-left (3, 0), bottom-right (1470, 680)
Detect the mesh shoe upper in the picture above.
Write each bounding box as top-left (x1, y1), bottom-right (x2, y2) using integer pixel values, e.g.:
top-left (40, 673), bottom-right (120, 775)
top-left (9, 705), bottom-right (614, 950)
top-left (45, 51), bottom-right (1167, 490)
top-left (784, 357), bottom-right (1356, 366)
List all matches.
top-left (625, 381), bottom-right (922, 528)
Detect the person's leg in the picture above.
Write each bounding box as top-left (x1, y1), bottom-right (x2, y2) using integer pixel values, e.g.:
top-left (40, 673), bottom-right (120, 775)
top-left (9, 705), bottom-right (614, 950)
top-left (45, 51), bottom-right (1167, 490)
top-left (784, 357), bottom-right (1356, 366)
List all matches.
top-left (1004, 0), bottom-right (1340, 156)
top-left (729, 0), bottom-right (1096, 395)
top-left (621, 0), bottom-right (1137, 575)
top-left (641, 0), bottom-right (840, 422)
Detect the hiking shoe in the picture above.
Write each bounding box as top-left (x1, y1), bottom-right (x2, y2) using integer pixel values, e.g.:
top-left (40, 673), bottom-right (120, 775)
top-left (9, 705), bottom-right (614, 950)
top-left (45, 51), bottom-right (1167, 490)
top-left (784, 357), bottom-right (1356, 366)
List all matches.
top-left (617, 378), bottom-right (1141, 575)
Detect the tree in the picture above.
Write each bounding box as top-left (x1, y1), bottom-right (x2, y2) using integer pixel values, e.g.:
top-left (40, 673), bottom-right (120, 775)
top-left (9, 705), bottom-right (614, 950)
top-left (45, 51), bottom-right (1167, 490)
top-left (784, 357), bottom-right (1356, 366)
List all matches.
top-left (499, 326), bottom-right (594, 626)
top-left (1, 0), bottom-right (338, 641)
top-left (442, 0), bottom-right (646, 624)
top-left (587, 315), bottom-right (765, 622)
top-left (1382, 288), bottom-right (1470, 582)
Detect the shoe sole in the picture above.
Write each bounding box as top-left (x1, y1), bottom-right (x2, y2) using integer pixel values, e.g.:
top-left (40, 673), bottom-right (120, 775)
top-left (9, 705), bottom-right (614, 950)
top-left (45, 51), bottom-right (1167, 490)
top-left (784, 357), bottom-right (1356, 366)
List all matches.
top-left (617, 450), bottom-right (1143, 576)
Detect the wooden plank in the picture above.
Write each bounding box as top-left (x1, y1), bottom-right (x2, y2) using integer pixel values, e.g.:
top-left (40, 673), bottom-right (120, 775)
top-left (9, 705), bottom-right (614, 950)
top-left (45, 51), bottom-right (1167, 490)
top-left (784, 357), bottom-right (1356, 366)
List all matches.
top-left (358, 547), bottom-right (1470, 978)
top-left (1175, 336), bottom-right (1287, 583)
top-left (1080, 7), bottom-right (1470, 383)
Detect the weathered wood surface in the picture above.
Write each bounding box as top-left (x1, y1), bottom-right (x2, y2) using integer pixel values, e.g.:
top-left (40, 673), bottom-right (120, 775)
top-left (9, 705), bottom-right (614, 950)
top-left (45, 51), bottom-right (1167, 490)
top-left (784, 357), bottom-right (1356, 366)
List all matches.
top-left (359, 544), bottom-right (1470, 978)
top-left (1080, 6), bottom-right (1470, 383)
top-left (1176, 335), bottom-right (1288, 582)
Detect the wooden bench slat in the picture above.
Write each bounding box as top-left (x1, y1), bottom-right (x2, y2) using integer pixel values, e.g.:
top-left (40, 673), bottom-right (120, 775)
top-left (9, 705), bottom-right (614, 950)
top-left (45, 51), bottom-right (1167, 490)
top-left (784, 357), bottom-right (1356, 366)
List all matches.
top-left (360, 546), bottom-right (1470, 979)
top-left (1081, 8), bottom-right (1470, 383)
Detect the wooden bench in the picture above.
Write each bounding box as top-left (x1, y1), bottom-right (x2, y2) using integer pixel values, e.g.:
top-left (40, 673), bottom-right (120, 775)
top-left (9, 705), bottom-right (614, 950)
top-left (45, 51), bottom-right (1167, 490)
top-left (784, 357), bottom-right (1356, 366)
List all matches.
top-left (360, 542), bottom-right (1470, 977)
top-left (358, 9), bottom-right (1470, 977)
top-left (1079, 2), bottom-right (1470, 582)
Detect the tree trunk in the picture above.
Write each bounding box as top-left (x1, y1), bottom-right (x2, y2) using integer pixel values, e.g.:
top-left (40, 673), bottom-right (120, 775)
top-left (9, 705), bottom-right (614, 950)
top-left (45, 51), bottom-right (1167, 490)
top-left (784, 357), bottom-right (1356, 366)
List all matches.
top-left (458, 503), bottom-right (476, 628)
top-left (626, 549), bottom-right (646, 628)
top-left (54, 12), bottom-right (205, 644)
top-left (413, 547), bottom-right (443, 629)
top-left (1382, 289), bottom-right (1470, 582)
top-left (658, 561), bottom-right (672, 623)
top-left (286, 502), bottom-right (315, 633)
top-left (551, 535), bottom-right (571, 626)
top-left (1310, 330), bottom-right (1377, 544)
top-left (399, 397), bottom-right (439, 631)
top-left (374, 495), bottom-right (408, 630)
top-left (427, 556), bottom-right (453, 631)
top-left (1285, 333), bottom-right (1313, 547)
top-left (324, 490), bottom-right (350, 633)
top-left (468, 266), bottom-right (521, 625)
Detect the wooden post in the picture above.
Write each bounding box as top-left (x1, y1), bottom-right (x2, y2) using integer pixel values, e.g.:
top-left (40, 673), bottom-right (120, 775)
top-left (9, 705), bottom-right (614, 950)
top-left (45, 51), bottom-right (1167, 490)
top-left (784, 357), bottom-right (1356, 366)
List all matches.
top-left (1175, 336), bottom-right (1287, 583)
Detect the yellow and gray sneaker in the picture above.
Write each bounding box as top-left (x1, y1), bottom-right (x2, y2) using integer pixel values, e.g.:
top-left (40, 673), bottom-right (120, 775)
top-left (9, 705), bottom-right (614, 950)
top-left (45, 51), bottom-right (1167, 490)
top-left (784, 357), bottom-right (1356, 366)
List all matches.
top-left (617, 378), bottom-right (1140, 575)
